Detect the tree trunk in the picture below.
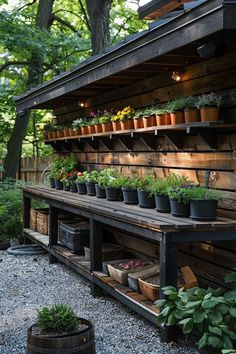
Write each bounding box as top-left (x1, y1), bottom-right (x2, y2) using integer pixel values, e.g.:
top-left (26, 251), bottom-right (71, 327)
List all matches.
top-left (86, 0), bottom-right (112, 55)
top-left (2, 0), bottom-right (54, 180)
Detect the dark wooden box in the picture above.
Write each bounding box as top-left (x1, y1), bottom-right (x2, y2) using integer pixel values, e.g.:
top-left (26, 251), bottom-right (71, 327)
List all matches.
top-left (59, 221), bottom-right (90, 251)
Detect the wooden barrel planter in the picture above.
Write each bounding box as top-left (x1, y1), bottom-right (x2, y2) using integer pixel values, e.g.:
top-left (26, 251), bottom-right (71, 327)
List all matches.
top-left (27, 318), bottom-right (95, 354)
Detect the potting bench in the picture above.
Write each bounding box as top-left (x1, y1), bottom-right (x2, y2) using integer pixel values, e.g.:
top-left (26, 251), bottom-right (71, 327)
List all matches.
top-left (23, 185), bottom-right (236, 339)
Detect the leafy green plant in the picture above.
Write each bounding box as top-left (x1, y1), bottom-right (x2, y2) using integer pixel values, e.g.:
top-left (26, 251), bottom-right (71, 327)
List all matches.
top-left (76, 171), bottom-right (88, 183)
top-left (137, 176), bottom-right (154, 192)
top-left (36, 304), bottom-right (79, 334)
top-left (86, 170), bottom-right (100, 183)
top-left (168, 186), bottom-right (193, 204)
top-left (97, 168), bottom-right (117, 188)
top-left (187, 186), bottom-right (223, 201)
top-left (197, 93), bottom-right (222, 108)
top-left (72, 118), bottom-right (84, 129)
top-left (166, 97), bottom-right (186, 113)
top-left (156, 269), bottom-right (236, 351)
top-left (120, 176), bottom-right (140, 190)
top-left (148, 177), bottom-right (171, 196)
top-left (182, 96), bottom-right (198, 109)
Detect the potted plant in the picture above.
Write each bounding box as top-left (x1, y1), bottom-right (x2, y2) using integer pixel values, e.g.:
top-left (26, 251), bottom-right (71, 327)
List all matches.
top-left (133, 109), bottom-right (144, 129)
top-left (137, 176), bottom-right (155, 208)
top-left (118, 106), bottom-right (134, 130)
top-left (156, 269), bottom-right (236, 354)
top-left (61, 175), bottom-right (70, 191)
top-left (63, 125), bottom-right (70, 138)
top-left (120, 176), bottom-right (139, 204)
top-left (76, 172), bottom-right (88, 194)
top-left (188, 186), bottom-right (222, 221)
top-left (148, 177), bottom-right (171, 213)
top-left (72, 118), bottom-right (82, 136)
top-left (42, 123), bottom-right (54, 140)
top-left (111, 113), bottom-right (121, 131)
top-left (99, 111), bottom-right (113, 132)
top-left (168, 186), bottom-right (191, 217)
top-left (166, 97), bottom-right (186, 125)
top-left (27, 304), bottom-right (95, 354)
top-left (67, 170), bottom-right (78, 193)
top-left (80, 120), bottom-right (89, 135)
top-left (197, 93), bottom-right (222, 122)
top-left (96, 169), bottom-right (116, 199)
top-left (85, 170), bottom-right (100, 196)
top-left (142, 107), bottom-right (156, 128)
top-left (154, 107), bottom-right (171, 126)
top-left (183, 96), bottom-right (200, 123)
top-left (105, 177), bottom-right (123, 201)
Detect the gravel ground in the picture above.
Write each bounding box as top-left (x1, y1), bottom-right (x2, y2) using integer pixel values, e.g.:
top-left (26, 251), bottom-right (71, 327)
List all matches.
top-left (0, 251), bottom-right (199, 354)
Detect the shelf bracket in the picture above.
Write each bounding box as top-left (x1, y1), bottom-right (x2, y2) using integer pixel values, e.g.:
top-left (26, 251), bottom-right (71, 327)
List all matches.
top-left (158, 130), bottom-right (184, 150)
top-left (86, 139), bottom-right (99, 150)
top-left (188, 127), bottom-right (218, 149)
top-left (117, 135), bottom-right (133, 150)
top-left (61, 140), bottom-right (72, 152)
top-left (46, 141), bottom-right (62, 152)
top-left (99, 137), bottom-right (113, 150)
top-left (136, 133), bottom-right (156, 150)
top-left (73, 140), bottom-right (85, 151)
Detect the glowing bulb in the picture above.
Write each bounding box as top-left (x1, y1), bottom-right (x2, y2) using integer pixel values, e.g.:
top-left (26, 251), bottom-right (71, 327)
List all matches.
top-left (172, 71), bottom-right (182, 82)
top-left (80, 102), bottom-right (85, 107)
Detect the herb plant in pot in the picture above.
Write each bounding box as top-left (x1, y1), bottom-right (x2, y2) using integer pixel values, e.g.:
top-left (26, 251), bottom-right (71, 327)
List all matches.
top-left (183, 96), bottom-right (200, 123)
top-left (142, 107), bottom-right (156, 128)
top-left (137, 176), bottom-right (155, 208)
top-left (155, 107), bottom-right (171, 126)
top-left (168, 186), bottom-right (191, 217)
top-left (188, 186), bottom-right (222, 221)
top-left (68, 170), bottom-right (78, 193)
top-left (85, 170), bottom-right (100, 196)
top-left (167, 97), bottom-right (186, 125)
top-left (27, 304), bottom-right (95, 354)
top-left (148, 177), bottom-right (171, 213)
top-left (99, 112), bottom-right (113, 132)
top-left (104, 175), bottom-right (123, 201)
top-left (76, 172), bottom-right (88, 194)
top-left (61, 175), bottom-right (70, 191)
top-left (197, 93), bottom-right (222, 122)
top-left (120, 176), bottom-right (139, 204)
top-left (96, 169), bottom-right (116, 199)
top-left (133, 109), bottom-right (144, 129)
top-left (80, 120), bottom-right (89, 135)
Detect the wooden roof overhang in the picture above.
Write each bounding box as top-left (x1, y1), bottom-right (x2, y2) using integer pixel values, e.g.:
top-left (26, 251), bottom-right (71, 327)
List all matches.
top-left (14, 0), bottom-right (236, 112)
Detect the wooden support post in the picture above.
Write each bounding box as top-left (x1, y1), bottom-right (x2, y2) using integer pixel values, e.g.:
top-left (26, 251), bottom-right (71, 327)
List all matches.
top-left (49, 206), bottom-right (59, 264)
top-left (90, 218), bottom-right (103, 297)
top-left (23, 195), bottom-right (32, 244)
top-left (159, 233), bottom-right (178, 342)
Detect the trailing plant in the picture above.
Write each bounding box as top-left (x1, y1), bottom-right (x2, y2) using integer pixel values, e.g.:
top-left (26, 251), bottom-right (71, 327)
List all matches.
top-left (156, 269), bottom-right (236, 351)
top-left (197, 93), bottom-right (222, 108)
top-left (36, 304), bottom-right (79, 334)
top-left (137, 176), bottom-right (154, 192)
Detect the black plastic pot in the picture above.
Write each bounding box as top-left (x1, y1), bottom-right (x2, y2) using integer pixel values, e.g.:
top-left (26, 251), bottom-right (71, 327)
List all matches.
top-left (137, 190), bottom-right (155, 208)
top-left (63, 182), bottom-right (70, 191)
top-left (70, 181), bottom-right (78, 193)
top-left (54, 180), bottom-right (63, 190)
top-left (49, 177), bottom-right (55, 188)
top-left (122, 188), bottom-right (138, 205)
top-left (77, 182), bottom-right (87, 194)
top-left (86, 182), bottom-right (96, 196)
top-left (105, 187), bottom-right (121, 201)
top-left (95, 184), bottom-right (106, 198)
top-left (199, 346), bottom-right (221, 354)
top-left (170, 199), bottom-right (190, 217)
top-left (190, 199), bottom-right (218, 221)
top-left (155, 195), bottom-right (171, 213)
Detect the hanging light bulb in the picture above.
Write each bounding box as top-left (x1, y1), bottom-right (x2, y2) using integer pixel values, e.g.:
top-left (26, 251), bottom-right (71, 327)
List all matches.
top-left (79, 102), bottom-right (85, 107)
top-left (172, 71), bottom-right (182, 82)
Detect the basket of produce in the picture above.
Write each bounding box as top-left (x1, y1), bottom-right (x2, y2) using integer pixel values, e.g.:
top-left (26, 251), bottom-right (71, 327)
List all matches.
top-left (84, 243), bottom-right (124, 261)
top-left (138, 266), bottom-right (198, 302)
top-left (128, 264), bottom-right (160, 292)
top-left (107, 259), bottom-right (153, 285)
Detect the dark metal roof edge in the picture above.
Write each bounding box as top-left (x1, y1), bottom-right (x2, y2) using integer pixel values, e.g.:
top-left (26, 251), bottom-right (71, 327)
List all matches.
top-left (14, 0), bottom-right (225, 109)
top-left (138, 0), bottom-right (172, 19)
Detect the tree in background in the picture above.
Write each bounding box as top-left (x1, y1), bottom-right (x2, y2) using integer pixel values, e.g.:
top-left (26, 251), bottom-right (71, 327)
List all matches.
top-left (0, 0), bottom-right (146, 179)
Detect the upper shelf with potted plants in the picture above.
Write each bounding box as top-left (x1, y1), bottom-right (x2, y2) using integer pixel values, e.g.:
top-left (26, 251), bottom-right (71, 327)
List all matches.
top-left (43, 93), bottom-right (235, 150)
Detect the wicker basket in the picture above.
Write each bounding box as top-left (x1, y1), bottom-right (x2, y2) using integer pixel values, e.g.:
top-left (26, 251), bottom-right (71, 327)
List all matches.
top-left (36, 209), bottom-right (49, 235)
top-left (84, 243), bottom-right (124, 261)
top-left (30, 209), bottom-right (37, 231)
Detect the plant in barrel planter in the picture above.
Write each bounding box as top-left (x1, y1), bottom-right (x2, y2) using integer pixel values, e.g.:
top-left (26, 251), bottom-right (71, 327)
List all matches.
top-left (156, 269), bottom-right (236, 354)
top-left (27, 304), bottom-right (95, 354)
top-left (187, 186), bottom-right (222, 221)
top-left (197, 93), bottom-right (222, 122)
top-left (166, 97), bottom-right (186, 125)
top-left (85, 170), bottom-right (100, 196)
top-left (76, 172), bottom-right (88, 194)
top-left (183, 96), bottom-right (200, 123)
top-left (120, 176), bottom-right (139, 204)
top-left (137, 176), bottom-right (155, 208)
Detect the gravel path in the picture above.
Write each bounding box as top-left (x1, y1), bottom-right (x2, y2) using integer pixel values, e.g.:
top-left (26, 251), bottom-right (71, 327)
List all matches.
top-left (0, 251), bottom-right (198, 354)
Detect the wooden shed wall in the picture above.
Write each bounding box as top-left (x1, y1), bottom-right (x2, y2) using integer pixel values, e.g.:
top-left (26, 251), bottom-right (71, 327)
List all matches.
top-left (53, 50), bottom-right (236, 288)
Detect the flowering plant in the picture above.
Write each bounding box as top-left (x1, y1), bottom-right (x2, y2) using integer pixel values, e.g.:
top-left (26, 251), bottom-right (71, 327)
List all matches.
top-left (111, 106), bottom-right (134, 122)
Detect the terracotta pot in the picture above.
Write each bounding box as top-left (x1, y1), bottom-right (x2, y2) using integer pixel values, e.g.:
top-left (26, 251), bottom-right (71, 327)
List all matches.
top-left (121, 119), bottom-right (134, 130)
top-left (102, 122), bottom-right (113, 132)
top-left (63, 128), bottom-right (70, 137)
top-left (69, 128), bottom-right (74, 137)
top-left (88, 125), bottom-right (95, 134)
top-left (74, 128), bottom-right (81, 136)
top-left (95, 124), bottom-right (102, 133)
top-left (200, 106), bottom-right (219, 122)
top-left (57, 130), bottom-right (64, 138)
top-left (184, 108), bottom-right (200, 123)
top-left (170, 111), bottom-right (185, 125)
top-left (156, 113), bottom-right (171, 126)
top-left (112, 121), bottom-right (121, 131)
top-left (81, 126), bottom-right (89, 135)
top-left (133, 117), bottom-right (144, 129)
top-left (52, 131), bottom-right (57, 139)
top-left (143, 115), bottom-right (156, 128)
top-left (48, 132), bottom-right (53, 140)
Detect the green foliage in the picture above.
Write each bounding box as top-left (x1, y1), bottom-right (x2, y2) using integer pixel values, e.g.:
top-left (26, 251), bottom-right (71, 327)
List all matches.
top-left (137, 176), bottom-right (154, 192)
top-left (197, 93), bottom-right (222, 108)
top-left (187, 186), bottom-right (223, 201)
top-left (97, 168), bottom-right (117, 188)
top-left (168, 186), bottom-right (193, 204)
top-left (0, 179), bottom-right (23, 241)
top-left (49, 156), bottom-right (78, 180)
top-left (36, 304), bottom-right (79, 334)
top-left (182, 96), bottom-right (198, 109)
top-left (119, 176), bottom-right (139, 190)
top-left (166, 97), bottom-right (187, 113)
top-left (76, 171), bottom-right (88, 183)
top-left (86, 170), bottom-right (100, 183)
top-left (156, 269), bottom-right (236, 351)
top-left (148, 174), bottom-right (189, 196)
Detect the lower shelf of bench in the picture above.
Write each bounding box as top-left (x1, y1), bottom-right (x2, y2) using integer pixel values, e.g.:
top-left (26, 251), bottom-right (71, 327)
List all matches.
top-left (23, 228), bottom-right (159, 325)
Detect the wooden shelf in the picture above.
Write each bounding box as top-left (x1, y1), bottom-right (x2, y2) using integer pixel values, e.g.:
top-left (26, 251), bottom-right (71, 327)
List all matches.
top-left (45, 121), bottom-right (236, 151)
